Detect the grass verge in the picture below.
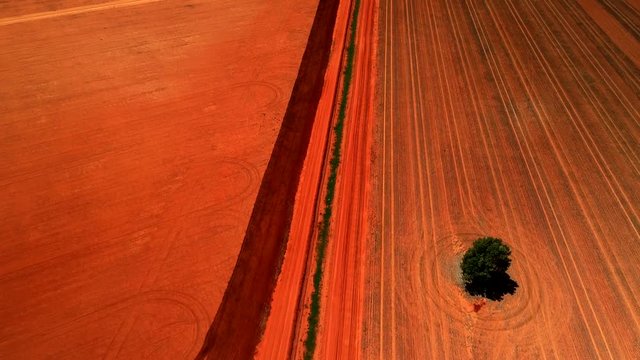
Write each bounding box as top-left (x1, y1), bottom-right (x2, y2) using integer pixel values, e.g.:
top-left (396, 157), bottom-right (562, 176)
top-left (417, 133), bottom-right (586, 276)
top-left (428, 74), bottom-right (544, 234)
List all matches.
top-left (303, 0), bottom-right (362, 358)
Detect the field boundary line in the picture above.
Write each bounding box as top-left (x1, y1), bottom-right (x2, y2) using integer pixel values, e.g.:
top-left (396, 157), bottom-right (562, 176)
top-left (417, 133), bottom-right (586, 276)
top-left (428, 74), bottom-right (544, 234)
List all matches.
top-left (195, 0), bottom-right (342, 355)
top-left (0, 0), bottom-right (163, 26)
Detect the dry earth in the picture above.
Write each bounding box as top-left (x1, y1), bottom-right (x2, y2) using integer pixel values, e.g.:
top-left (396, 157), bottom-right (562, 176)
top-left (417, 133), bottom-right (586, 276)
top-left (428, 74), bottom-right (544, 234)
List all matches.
top-left (365, 0), bottom-right (640, 358)
top-left (256, 0), bottom-right (353, 356)
top-left (4, 0), bottom-right (638, 358)
top-left (0, 0), bottom-right (317, 358)
top-left (257, 0), bottom-right (377, 357)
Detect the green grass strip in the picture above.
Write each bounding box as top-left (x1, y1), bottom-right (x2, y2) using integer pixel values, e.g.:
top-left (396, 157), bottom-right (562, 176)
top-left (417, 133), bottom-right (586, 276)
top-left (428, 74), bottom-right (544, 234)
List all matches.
top-left (303, 0), bottom-right (362, 358)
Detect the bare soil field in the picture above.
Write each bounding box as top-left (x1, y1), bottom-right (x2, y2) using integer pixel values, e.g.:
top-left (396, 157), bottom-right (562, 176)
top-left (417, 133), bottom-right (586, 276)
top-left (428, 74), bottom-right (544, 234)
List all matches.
top-left (365, 0), bottom-right (640, 358)
top-left (0, 0), bottom-right (317, 358)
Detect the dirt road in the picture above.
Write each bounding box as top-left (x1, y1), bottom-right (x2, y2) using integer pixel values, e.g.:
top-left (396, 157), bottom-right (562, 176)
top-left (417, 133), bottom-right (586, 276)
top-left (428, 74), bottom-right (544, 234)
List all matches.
top-left (0, 0), bottom-right (316, 358)
top-left (365, 0), bottom-right (640, 358)
top-left (255, 0), bottom-right (353, 356)
top-left (256, 0), bottom-right (378, 357)
top-left (312, 0), bottom-right (377, 357)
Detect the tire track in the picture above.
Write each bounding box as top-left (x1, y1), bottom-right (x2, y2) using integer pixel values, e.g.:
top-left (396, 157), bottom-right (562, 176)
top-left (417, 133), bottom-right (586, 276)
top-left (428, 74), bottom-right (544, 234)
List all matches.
top-left (486, 2), bottom-right (624, 355)
top-left (389, 0), bottom-right (397, 357)
top-left (624, 0), bottom-right (640, 14)
top-left (477, 2), bottom-right (616, 357)
top-left (555, 0), bottom-right (640, 99)
top-left (465, 1), bottom-right (610, 358)
top-left (378, 0), bottom-right (389, 356)
top-left (425, 0), bottom-right (476, 221)
top-left (423, 1), bottom-right (467, 218)
top-left (378, 0), bottom-right (391, 357)
top-left (485, 0), bottom-right (628, 356)
top-left (540, 0), bottom-right (640, 133)
top-left (402, 0), bottom-right (443, 356)
top-left (575, 0), bottom-right (640, 68)
top-left (509, 0), bottom-right (640, 333)
top-left (406, 3), bottom-right (448, 356)
top-left (378, 0), bottom-right (396, 356)
top-left (445, 1), bottom-right (556, 357)
top-left (524, 0), bottom-right (640, 177)
top-left (371, 0), bottom-right (638, 357)
top-left (598, 0), bottom-right (640, 39)
top-left (496, 0), bottom-right (640, 240)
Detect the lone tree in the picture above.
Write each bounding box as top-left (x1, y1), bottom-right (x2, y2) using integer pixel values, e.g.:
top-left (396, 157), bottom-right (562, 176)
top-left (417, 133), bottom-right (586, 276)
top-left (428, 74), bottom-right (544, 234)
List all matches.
top-left (461, 237), bottom-right (518, 301)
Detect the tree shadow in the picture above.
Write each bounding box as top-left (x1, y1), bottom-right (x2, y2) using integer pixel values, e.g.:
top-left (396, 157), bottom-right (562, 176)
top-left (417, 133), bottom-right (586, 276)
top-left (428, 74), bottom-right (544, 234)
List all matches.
top-left (464, 272), bottom-right (519, 301)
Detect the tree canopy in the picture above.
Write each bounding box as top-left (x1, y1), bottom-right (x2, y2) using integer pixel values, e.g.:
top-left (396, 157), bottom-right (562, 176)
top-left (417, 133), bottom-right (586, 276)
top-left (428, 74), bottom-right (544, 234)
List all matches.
top-left (461, 237), bottom-right (518, 301)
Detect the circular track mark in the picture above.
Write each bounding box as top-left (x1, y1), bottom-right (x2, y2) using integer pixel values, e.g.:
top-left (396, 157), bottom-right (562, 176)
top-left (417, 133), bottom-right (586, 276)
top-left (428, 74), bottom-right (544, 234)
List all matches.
top-left (424, 232), bottom-right (571, 339)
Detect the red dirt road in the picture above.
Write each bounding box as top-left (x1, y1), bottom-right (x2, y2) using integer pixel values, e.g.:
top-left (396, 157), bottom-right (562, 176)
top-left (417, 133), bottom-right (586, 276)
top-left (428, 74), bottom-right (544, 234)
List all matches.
top-left (365, 0), bottom-right (640, 358)
top-left (313, 0), bottom-right (377, 357)
top-left (0, 0), bottom-right (317, 358)
top-left (255, 0), bottom-right (353, 356)
top-left (256, 0), bottom-right (378, 357)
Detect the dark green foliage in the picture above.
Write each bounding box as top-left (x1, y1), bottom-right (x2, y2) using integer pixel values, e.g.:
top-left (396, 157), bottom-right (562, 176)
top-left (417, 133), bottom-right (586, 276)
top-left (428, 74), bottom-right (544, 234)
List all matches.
top-left (303, 0), bottom-right (361, 359)
top-left (461, 237), bottom-right (511, 283)
top-left (461, 237), bottom-right (518, 301)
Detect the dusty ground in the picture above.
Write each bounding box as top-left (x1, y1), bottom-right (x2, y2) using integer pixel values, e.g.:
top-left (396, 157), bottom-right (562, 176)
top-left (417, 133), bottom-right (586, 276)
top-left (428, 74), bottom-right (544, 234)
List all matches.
top-left (255, 0), bottom-right (352, 356)
top-left (256, 0), bottom-right (378, 357)
top-left (0, 0), bottom-right (316, 358)
top-left (365, 0), bottom-right (640, 358)
top-left (313, 0), bottom-right (377, 357)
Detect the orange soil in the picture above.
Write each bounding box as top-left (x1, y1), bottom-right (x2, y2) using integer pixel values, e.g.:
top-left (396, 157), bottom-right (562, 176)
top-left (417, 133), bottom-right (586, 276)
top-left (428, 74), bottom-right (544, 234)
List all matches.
top-left (365, 0), bottom-right (640, 358)
top-left (576, 0), bottom-right (640, 68)
top-left (0, 0), bottom-right (117, 18)
top-left (256, 0), bottom-right (379, 357)
top-left (314, 0), bottom-right (377, 357)
top-left (0, 0), bottom-right (317, 358)
top-left (195, 0), bottom-right (345, 356)
top-left (255, 0), bottom-right (353, 356)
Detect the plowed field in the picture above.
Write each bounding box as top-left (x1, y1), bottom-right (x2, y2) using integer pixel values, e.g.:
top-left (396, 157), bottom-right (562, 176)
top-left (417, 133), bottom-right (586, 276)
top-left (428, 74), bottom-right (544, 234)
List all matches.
top-left (0, 0), bottom-right (317, 358)
top-left (365, 0), bottom-right (640, 358)
top-left (5, 0), bottom-right (638, 358)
